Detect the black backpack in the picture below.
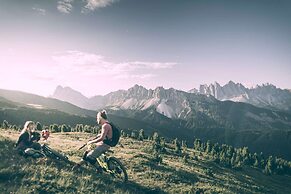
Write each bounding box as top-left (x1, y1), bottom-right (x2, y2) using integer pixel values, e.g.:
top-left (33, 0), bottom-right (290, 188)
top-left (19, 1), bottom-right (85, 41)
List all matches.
top-left (103, 122), bottom-right (120, 147)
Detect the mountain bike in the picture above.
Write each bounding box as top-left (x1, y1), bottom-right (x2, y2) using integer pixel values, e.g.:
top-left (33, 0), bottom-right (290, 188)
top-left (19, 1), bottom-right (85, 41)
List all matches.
top-left (41, 144), bottom-right (73, 164)
top-left (78, 144), bottom-right (128, 183)
top-left (23, 144), bottom-right (73, 165)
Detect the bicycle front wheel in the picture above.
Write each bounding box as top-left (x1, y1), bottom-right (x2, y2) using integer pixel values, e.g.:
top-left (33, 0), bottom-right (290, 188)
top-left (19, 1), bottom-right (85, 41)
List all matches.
top-left (107, 157), bottom-right (128, 182)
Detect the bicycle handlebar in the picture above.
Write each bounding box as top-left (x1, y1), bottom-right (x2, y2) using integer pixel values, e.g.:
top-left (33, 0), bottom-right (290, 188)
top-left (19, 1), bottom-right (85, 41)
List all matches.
top-left (78, 143), bottom-right (87, 150)
top-left (78, 134), bottom-right (101, 150)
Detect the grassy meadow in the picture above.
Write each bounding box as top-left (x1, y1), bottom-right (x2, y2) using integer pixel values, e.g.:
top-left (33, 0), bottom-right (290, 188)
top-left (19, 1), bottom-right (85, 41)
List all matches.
top-left (0, 129), bottom-right (291, 193)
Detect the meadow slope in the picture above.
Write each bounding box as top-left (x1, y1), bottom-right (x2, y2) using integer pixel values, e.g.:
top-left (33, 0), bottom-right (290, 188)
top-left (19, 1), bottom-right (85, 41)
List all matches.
top-left (1, 129), bottom-right (291, 193)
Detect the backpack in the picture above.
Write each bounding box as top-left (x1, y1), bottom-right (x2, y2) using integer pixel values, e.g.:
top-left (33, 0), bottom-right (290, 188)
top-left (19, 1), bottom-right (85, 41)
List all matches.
top-left (103, 122), bottom-right (120, 147)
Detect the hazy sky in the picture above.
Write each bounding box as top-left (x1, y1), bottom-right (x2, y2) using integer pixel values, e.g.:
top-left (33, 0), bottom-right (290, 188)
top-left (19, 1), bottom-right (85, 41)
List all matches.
top-left (1, 0), bottom-right (291, 97)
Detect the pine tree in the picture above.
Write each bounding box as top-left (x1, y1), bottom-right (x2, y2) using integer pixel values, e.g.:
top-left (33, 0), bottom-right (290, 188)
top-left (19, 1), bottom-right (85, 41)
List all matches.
top-left (206, 140), bottom-right (212, 154)
top-left (84, 125), bottom-right (92, 133)
top-left (152, 132), bottom-right (160, 144)
top-left (51, 124), bottom-right (60, 133)
top-left (211, 143), bottom-right (220, 157)
top-left (152, 132), bottom-right (162, 153)
top-left (61, 124), bottom-right (70, 132)
top-left (193, 138), bottom-right (201, 150)
top-left (242, 147), bottom-right (251, 165)
top-left (36, 122), bottom-right (42, 131)
top-left (120, 130), bottom-right (126, 137)
top-left (151, 132), bottom-right (163, 164)
top-left (200, 142), bottom-right (206, 152)
top-left (2, 120), bottom-right (8, 129)
top-left (182, 140), bottom-right (187, 149)
top-left (230, 154), bottom-right (236, 168)
top-left (253, 153), bottom-right (259, 168)
top-left (160, 137), bottom-right (166, 153)
top-left (138, 129), bottom-right (145, 141)
top-left (131, 131), bottom-right (137, 139)
top-left (259, 152), bottom-right (266, 168)
top-left (264, 156), bottom-right (275, 175)
top-left (174, 138), bottom-right (182, 155)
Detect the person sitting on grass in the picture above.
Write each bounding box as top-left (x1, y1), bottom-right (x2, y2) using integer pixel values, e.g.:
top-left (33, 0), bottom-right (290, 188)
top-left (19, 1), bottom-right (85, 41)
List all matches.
top-left (16, 121), bottom-right (41, 156)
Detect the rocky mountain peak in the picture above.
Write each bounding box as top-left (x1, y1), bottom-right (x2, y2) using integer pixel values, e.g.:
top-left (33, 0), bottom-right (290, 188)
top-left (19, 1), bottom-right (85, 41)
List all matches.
top-left (51, 85), bottom-right (89, 109)
top-left (128, 84), bottom-right (149, 98)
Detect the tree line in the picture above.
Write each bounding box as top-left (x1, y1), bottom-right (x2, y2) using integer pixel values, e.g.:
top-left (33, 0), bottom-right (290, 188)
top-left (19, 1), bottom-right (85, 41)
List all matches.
top-left (127, 128), bottom-right (291, 176)
top-left (2, 119), bottom-right (291, 176)
top-left (1, 120), bottom-right (100, 134)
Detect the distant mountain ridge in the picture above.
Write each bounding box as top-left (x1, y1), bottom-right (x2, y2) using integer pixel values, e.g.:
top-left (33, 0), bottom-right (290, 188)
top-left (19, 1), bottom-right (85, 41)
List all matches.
top-left (51, 84), bottom-right (291, 131)
top-left (52, 82), bottom-right (291, 116)
top-left (189, 81), bottom-right (291, 113)
top-left (52, 84), bottom-right (214, 119)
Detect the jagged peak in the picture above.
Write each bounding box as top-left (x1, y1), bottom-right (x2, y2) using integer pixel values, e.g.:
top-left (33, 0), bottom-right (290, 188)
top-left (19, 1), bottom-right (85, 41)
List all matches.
top-left (200, 84), bottom-right (209, 87)
top-left (55, 85), bottom-right (75, 91)
top-left (223, 81), bottom-right (246, 89)
top-left (214, 81), bottom-right (221, 86)
top-left (254, 83), bottom-right (277, 89)
top-left (228, 80), bottom-right (236, 85)
top-left (129, 84), bottom-right (147, 91)
top-left (55, 85), bottom-right (64, 90)
top-left (154, 86), bottom-right (165, 91)
top-left (53, 85), bottom-right (87, 98)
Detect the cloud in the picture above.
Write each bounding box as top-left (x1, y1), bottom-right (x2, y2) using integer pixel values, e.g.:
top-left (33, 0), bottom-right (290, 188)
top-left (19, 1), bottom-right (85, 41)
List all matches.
top-left (114, 74), bottom-right (156, 80)
top-left (52, 50), bottom-right (104, 67)
top-left (32, 7), bottom-right (46, 16)
top-left (57, 0), bottom-right (74, 14)
top-left (82, 0), bottom-right (118, 13)
top-left (126, 61), bottom-right (176, 69)
top-left (52, 50), bottom-right (176, 79)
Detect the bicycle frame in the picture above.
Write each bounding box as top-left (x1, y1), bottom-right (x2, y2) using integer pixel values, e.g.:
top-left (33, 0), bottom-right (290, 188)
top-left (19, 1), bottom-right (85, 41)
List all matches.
top-left (96, 154), bottom-right (115, 174)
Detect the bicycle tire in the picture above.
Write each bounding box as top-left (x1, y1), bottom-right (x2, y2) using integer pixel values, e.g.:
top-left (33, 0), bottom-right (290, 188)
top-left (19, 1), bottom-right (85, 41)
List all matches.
top-left (42, 145), bottom-right (71, 163)
top-left (107, 157), bottom-right (128, 182)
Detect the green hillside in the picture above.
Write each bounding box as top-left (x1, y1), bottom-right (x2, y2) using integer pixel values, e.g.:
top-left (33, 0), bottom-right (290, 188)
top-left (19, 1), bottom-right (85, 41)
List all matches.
top-left (1, 129), bottom-right (291, 193)
top-left (0, 89), bottom-right (96, 117)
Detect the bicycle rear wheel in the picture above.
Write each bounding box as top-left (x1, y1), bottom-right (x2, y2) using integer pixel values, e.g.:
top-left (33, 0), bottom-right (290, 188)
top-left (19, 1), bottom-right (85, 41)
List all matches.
top-left (107, 157), bottom-right (128, 182)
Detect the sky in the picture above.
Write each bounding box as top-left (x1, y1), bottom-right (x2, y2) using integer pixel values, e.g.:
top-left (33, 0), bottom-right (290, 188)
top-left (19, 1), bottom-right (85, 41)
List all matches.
top-left (0, 0), bottom-right (291, 97)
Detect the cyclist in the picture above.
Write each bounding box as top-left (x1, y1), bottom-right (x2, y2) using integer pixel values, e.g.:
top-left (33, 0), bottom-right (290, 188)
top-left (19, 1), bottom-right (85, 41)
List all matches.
top-left (73, 110), bottom-right (112, 172)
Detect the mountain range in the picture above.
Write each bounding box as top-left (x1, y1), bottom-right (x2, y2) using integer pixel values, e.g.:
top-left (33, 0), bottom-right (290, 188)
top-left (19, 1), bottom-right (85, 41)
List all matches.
top-left (51, 83), bottom-right (291, 131)
top-left (52, 81), bottom-right (291, 114)
top-left (189, 81), bottom-right (291, 113)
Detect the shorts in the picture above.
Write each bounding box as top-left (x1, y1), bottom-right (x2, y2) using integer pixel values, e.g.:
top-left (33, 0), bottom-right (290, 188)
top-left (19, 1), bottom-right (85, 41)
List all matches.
top-left (86, 143), bottom-right (110, 160)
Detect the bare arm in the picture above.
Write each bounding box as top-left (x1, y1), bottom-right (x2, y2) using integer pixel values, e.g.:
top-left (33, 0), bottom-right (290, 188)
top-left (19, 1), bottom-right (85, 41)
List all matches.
top-left (88, 134), bottom-right (101, 141)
